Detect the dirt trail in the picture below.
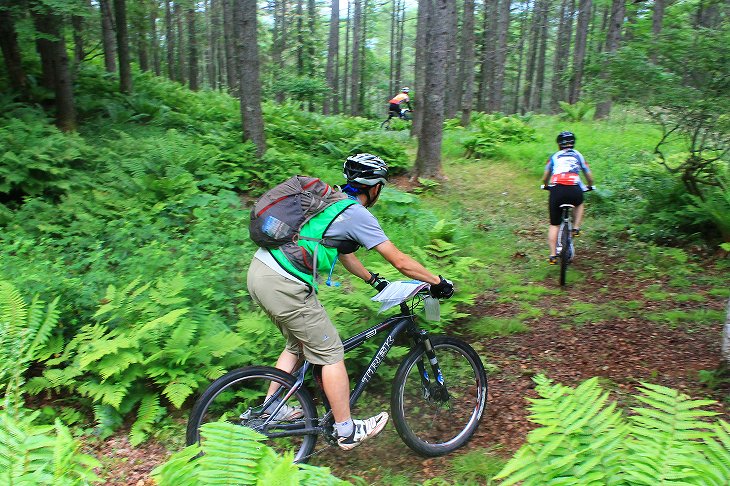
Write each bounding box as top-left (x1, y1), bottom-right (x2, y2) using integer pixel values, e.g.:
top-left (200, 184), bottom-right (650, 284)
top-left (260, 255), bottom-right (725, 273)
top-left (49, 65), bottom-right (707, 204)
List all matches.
top-left (95, 159), bottom-right (729, 485)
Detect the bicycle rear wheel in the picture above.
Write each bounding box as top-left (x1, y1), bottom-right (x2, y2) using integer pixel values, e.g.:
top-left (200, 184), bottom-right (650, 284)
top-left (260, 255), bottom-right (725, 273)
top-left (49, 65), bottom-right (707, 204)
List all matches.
top-left (186, 366), bottom-right (319, 463)
top-left (559, 225), bottom-right (570, 286)
top-left (391, 336), bottom-right (487, 457)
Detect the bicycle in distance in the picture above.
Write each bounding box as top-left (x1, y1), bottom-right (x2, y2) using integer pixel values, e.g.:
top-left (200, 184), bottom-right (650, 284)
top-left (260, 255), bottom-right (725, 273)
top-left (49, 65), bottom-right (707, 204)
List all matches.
top-left (186, 281), bottom-right (488, 463)
top-left (542, 184), bottom-right (595, 286)
top-left (381, 108), bottom-right (412, 130)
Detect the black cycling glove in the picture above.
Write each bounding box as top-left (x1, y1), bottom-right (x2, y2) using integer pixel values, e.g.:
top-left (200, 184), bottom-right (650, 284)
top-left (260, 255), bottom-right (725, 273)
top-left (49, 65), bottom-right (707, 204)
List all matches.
top-left (367, 272), bottom-right (390, 292)
top-left (430, 276), bottom-right (454, 299)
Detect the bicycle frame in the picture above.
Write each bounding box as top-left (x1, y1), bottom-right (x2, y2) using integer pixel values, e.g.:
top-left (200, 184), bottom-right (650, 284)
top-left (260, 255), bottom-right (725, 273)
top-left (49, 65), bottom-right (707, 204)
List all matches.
top-left (261, 298), bottom-right (442, 437)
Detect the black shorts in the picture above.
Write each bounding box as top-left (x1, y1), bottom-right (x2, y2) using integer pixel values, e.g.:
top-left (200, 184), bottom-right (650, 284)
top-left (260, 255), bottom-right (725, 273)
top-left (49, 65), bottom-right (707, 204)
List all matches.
top-left (389, 103), bottom-right (400, 115)
top-left (548, 184), bottom-right (584, 225)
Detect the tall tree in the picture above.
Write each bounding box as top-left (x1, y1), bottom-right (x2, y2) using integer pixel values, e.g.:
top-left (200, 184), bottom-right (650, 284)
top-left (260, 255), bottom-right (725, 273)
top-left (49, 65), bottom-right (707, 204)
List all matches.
top-left (31, 1), bottom-right (77, 131)
top-left (222, 0), bottom-right (237, 92)
top-left (415, 0), bottom-right (451, 179)
top-left (512, 0), bottom-right (532, 113)
top-left (522, 0), bottom-right (542, 112)
top-left (569, 0), bottom-right (591, 103)
top-left (323, 0), bottom-right (339, 115)
top-left (0, 7), bottom-right (27, 94)
top-left (478, 0), bottom-right (497, 112)
top-left (100, 0), bottom-right (117, 73)
top-left (174, 1), bottom-right (186, 83)
top-left (342, 0), bottom-right (350, 114)
top-left (349, 0), bottom-right (362, 116)
top-left (237, 0), bottom-right (266, 157)
top-left (650, 0), bottom-right (665, 63)
top-left (551, 0), bottom-right (574, 111)
top-left (593, 0), bottom-right (624, 119)
top-left (531, 0), bottom-right (551, 112)
top-left (187, 3), bottom-right (198, 90)
top-left (150, 0), bottom-right (161, 75)
top-left (458, 0), bottom-right (476, 125)
top-left (114, 0), bottom-right (132, 93)
top-left (411, 0), bottom-right (428, 136)
top-left (443, 0), bottom-right (459, 119)
top-left (165, 0), bottom-right (175, 79)
top-left (489, 0), bottom-right (511, 113)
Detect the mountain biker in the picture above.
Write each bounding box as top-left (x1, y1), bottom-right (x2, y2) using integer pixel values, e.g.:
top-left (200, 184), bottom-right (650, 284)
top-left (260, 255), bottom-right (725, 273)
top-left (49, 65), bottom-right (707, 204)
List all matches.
top-left (388, 87), bottom-right (412, 119)
top-left (541, 131), bottom-right (595, 265)
top-left (246, 153), bottom-right (454, 450)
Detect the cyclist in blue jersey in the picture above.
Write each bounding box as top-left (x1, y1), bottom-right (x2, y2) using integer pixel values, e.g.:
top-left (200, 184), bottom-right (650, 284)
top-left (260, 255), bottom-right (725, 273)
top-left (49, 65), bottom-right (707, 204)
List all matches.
top-left (542, 131), bottom-right (595, 265)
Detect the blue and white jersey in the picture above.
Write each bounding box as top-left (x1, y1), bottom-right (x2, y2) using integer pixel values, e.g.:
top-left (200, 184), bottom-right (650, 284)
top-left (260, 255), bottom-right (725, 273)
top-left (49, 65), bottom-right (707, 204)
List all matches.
top-left (545, 149), bottom-right (591, 189)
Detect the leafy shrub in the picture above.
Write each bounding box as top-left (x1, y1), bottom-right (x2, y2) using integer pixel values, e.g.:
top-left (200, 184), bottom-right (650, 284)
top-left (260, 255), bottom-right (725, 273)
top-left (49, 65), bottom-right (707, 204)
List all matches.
top-left (152, 422), bottom-right (346, 485)
top-left (494, 375), bottom-right (730, 485)
top-left (558, 100), bottom-right (594, 121)
top-left (685, 176), bottom-right (730, 242)
top-left (349, 133), bottom-right (410, 175)
top-left (26, 277), bottom-right (266, 444)
top-left (0, 107), bottom-right (92, 203)
top-left (463, 114), bottom-right (536, 159)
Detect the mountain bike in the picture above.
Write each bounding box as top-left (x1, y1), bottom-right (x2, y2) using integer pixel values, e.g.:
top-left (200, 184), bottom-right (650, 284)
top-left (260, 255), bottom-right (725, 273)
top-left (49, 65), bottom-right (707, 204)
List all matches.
top-left (380, 108), bottom-right (412, 130)
top-left (543, 185), bottom-right (594, 286)
top-left (186, 285), bottom-right (487, 464)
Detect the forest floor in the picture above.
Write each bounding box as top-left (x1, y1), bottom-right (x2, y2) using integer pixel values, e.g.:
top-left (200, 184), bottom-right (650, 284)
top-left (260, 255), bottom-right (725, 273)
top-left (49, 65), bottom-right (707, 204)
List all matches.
top-left (89, 157), bottom-right (730, 485)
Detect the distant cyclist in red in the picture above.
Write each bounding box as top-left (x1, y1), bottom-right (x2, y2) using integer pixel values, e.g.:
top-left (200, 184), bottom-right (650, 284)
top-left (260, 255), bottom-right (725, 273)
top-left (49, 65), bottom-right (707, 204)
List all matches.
top-left (388, 87), bottom-right (412, 119)
top-left (542, 131), bottom-right (595, 265)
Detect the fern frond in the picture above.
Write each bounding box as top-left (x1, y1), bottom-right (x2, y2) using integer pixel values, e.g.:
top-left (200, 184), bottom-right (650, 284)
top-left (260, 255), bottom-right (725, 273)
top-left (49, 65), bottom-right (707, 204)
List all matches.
top-left (162, 381), bottom-right (195, 409)
top-left (151, 445), bottom-right (200, 486)
top-left (129, 393), bottom-right (164, 446)
top-left (198, 422), bottom-right (267, 485)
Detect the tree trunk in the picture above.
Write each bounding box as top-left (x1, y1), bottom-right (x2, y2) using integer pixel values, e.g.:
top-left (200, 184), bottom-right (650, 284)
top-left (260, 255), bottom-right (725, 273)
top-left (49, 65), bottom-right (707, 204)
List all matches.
top-left (324, 0), bottom-right (339, 115)
top-left (100, 0), bottom-right (117, 73)
top-left (31, 5), bottom-right (77, 131)
top-left (478, 0), bottom-right (497, 112)
top-left (174, 1), bottom-right (186, 84)
top-left (532, 0), bottom-right (551, 112)
top-left (349, 0), bottom-right (362, 116)
top-left (411, 0), bottom-right (429, 137)
top-left (650, 0), bottom-right (664, 63)
top-left (72, 12), bottom-right (84, 68)
top-left (295, 0), bottom-right (304, 76)
top-left (459, 0), bottom-right (476, 126)
top-left (569, 0), bottom-right (590, 103)
top-left (223, 0), bottom-right (238, 92)
top-left (165, 0), bottom-right (175, 79)
top-left (135, 6), bottom-right (149, 72)
top-left (394, 0), bottom-right (405, 90)
top-left (114, 0), bottom-right (133, 94)
top-left (415, 0), bottom-right (450, 179)
top-left (443, 0), bottom-right (459, 119)
top-left (307, 0), bottom-right (316, 111)
top-left (512, 0), bottom-right (531, 114)
top-left (550, 0), bottom-right (574, 112)
top-left (593, 0), bottom-right (624, 119)
top-left (187, 5), bottom-right (198, 90)
top-left (237, 0), bottom-right (266, 157)
top-left (0, 9), bottom-right (27, 93)
top-left (342, 0), bottom-right (350, 114)
top-left (522, 0), bottom-right (542, 113)
top-left (388, 0), bottom-right (397, 97)
top-left (150, 0), bottom-right (161, 75)
top-left (489, 0), bottom-right (511, 113)
top-left (358, 0), bottom-right (367, 114)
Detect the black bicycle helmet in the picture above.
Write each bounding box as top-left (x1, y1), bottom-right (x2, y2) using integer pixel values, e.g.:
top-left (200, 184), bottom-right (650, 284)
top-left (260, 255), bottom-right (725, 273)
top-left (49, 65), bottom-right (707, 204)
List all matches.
top-left (557, 131), bottom-right (576, 148)
top-left (344, 153), bottom-right (388, 186)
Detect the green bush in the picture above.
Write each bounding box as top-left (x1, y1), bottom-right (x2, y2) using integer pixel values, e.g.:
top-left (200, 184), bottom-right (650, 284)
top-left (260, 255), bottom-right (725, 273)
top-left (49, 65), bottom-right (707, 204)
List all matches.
top-left (463, 114), bottom-right (536, 159)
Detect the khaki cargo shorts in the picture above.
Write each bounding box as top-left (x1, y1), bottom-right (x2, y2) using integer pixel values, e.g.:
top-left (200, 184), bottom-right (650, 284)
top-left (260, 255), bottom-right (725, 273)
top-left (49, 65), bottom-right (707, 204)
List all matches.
top-left (247, 258), bottom-right (344, 365)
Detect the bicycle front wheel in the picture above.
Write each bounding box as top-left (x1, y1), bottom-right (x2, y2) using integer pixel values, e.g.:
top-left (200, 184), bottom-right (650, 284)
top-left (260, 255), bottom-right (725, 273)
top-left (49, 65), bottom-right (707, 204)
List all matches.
top-left (186, 366), bottom-right (319, 463)
top-left (380, 118), bottom-right (392, 130)
top-left (391, 336), bottom-right (487, 457)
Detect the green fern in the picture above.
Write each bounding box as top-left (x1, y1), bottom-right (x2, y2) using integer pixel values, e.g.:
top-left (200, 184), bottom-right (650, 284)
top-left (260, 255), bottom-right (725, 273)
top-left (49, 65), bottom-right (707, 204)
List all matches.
top-left (152, 423), bottom-right (348, 485)
top-left (0, 409), bottom-right (101, 485)
top-left (494, 376), bottom-right (728, 485)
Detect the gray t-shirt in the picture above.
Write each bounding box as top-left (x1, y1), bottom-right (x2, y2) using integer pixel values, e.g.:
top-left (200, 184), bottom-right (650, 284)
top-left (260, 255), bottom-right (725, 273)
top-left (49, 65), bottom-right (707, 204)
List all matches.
top-left (325, 202), bottom-right (389, 250)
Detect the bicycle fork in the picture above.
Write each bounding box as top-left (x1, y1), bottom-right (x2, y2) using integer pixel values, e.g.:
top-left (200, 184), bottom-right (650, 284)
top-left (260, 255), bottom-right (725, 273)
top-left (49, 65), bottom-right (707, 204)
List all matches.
top-left (416, 331), bottom-right (449, 403)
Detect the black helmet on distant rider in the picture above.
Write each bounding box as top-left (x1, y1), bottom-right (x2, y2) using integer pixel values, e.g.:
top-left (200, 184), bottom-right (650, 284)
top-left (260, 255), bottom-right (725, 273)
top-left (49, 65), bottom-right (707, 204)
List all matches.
top-left (556, 131), bottom-right (576, 148)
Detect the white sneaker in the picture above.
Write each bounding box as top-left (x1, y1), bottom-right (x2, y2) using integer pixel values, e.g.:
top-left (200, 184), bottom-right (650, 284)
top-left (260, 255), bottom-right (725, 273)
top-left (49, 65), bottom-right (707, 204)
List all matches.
top-left (337, 412), bottom-right (389, 451)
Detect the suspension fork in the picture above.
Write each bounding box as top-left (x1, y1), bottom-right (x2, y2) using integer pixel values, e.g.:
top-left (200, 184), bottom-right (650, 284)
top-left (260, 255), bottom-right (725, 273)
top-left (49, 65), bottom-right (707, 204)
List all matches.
top-left (414, 330), bottom-right (446, 399)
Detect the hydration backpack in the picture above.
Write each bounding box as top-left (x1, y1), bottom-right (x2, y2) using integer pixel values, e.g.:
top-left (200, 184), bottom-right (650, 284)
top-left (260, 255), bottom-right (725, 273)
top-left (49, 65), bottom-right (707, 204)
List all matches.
top-left (249, 175), bottom-right (349, 249)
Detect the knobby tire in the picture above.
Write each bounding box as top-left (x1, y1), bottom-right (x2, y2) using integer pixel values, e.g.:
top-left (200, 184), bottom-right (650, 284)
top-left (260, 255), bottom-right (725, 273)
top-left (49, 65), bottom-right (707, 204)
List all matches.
top-left (186, 366), bottom-right (319, 463)
top-left (559, 224), bottom-right (570, 286)
top-left (391, 336), bottom-right (487, 457)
